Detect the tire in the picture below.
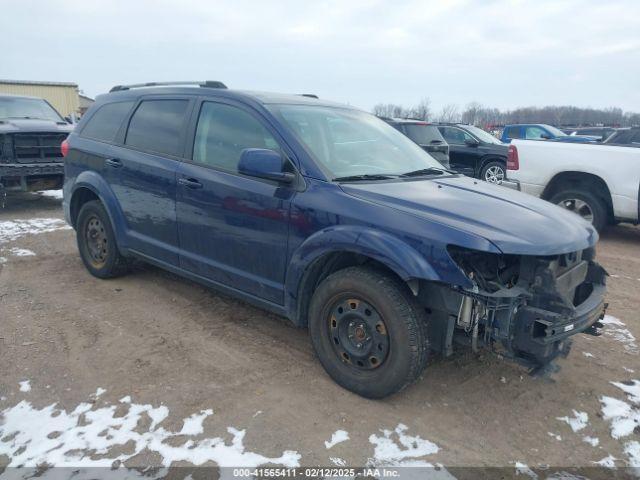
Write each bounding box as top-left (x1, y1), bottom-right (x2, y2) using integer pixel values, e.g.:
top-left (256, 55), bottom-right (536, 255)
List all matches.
top-left (480, 161), bottom-right (506, 184)
top-left (308, 266), bottom-right (429, 399)
top-left (76, 200), bottom-right (129, 278)
top-left (549, 189), bottom-right (608, 232)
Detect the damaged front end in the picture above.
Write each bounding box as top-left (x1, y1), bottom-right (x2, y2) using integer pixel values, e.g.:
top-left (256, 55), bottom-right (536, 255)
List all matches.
top-left (421, 246), bottom-right (607, 368)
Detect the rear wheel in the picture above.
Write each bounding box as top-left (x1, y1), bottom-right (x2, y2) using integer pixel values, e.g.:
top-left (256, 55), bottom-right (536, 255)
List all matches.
top-left (308, 266), bottom-right (429, 398)
top-left (76, 200), bottom-right (129, 278)
top-left (480, 161), bottom-right (506, 184)
top-left (549, 189), bottom-right (608, 231)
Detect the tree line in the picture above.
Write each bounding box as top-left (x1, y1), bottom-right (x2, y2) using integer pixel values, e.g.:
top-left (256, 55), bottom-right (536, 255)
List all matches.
top-left (372, 99), bottom-right (640, 127)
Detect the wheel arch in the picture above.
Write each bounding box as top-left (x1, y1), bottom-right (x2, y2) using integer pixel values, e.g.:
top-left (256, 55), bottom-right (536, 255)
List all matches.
top-left (69, 172), bottom-right (129, 250)
top-left (284, 226), bottom-right (449, 327)
top-left (542, 171), bottom-right (614, 222)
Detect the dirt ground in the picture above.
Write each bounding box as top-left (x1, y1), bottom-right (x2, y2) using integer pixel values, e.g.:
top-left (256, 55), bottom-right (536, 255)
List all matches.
top-left (1, 192), bottom-right (639, 479)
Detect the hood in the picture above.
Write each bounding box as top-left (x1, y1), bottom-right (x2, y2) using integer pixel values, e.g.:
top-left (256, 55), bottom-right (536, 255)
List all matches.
top-left (0, 118), bottom-right (74, 134)
top-left (340, 175), bottom-right (598, 255)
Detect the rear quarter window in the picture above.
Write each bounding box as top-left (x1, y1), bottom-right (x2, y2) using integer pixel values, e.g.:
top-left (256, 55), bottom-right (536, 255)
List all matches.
top-left (125, 100), bottom-right (189, 156)
top-left (80, 101), bottom-right (135, 142)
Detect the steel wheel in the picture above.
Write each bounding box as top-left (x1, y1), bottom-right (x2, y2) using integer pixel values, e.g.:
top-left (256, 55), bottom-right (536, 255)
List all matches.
top-left (84, 215), bottom-right (108, 267)
top-left (557, 198), bottom-right (594, 223)
top-left (328, 297), bottom-right (390, 370)
top-left (484, 165), bottom-right (505, 184)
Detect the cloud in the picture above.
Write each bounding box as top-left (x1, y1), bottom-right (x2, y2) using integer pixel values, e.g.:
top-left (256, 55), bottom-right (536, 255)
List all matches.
top-left (2, 0), bottom-right (639, 111)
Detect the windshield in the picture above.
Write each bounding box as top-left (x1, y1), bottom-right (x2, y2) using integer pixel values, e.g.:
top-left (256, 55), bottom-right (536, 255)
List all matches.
top-left (269, 105), bottom-right (445, 178)
top-left (544, 125), bottom-right (567, 137)
top-left (464, 125), bottom-right (503, 145)
top-left (0, 97), bottom-right (64, 122)
top-left (402, 124), bottom-right (445, 145)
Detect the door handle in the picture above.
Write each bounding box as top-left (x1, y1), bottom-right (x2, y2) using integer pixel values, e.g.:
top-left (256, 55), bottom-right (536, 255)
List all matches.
top-left (104, 158), bottom-right (122, 168)
top-left (178, 177), bottom-right (203, 189)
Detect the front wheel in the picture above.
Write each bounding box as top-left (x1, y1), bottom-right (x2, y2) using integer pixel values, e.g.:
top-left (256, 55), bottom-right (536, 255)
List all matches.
top-left (480, 161), bottom-right (506, 184)
top-left (308, 266), bottom-right (429, 399)
top-left (549, 189), bottom-right (608, 232)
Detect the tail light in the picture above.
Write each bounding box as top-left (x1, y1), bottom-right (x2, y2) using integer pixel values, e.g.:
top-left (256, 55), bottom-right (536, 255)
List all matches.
top-left (507, 145), bottom-right (519, 170)
top-left (61, 139), bottom-right (69, 157)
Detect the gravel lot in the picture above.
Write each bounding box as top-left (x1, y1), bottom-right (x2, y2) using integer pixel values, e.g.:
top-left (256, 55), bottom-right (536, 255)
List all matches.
top-left (1, 192), bottom-right (639, 478)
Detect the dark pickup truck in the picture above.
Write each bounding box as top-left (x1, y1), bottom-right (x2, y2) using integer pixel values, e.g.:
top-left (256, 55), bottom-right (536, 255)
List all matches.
top-left (0, 94), bottom-right (73, 196)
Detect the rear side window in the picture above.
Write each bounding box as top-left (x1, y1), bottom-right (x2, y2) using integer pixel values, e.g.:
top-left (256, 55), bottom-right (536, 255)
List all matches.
top-left (192, 102), bottom-right (281, 171)
top-left (81, 101), bottom-right (134, 142)
top-left (504, 126), bottom-right (522, 139)
top-left (403, 125), bottom-right (444, 145)
top-left (125, 100), bottom-right (189, 156)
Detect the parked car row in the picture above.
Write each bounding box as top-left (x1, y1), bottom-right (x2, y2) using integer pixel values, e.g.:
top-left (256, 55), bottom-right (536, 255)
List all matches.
top-left (381, 118), bottom-right (509, 184)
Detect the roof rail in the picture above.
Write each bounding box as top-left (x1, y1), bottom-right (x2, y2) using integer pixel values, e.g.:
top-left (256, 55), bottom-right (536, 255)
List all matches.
top-left (299, 93), bottom-right (318, 99)
top-left (109, 81), bottom-right (227, 93)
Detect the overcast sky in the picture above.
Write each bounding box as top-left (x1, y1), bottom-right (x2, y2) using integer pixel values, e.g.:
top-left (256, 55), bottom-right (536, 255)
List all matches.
top-left (3, 0), bottom-right (639, 113)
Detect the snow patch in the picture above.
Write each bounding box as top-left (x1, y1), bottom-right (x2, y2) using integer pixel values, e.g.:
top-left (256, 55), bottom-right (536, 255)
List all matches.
top-left (624, 367), bottom-right (635, 373)
top-left (93, 387), bottom-right (106, 398)
top-left (18, 380), bottom-right (31, 392)
top-left (547, 432), bottom-right (562, 441)
top-left (0, 218), bottom-right (71, 244)
top-left (178, 409), bottom-right (213, 435)
top-left (6, 247), bottom-right (36, 257)
top-left (330, 457), bottom-right (347, 466)
top-left (37, 189), bottom-right (64, 200)
top-left (325, 429), bottom-right (349, 449)
top-left (600, 379), bottom-right (640, 473)
top-left (515, 461), bottom-right (537, 478)
top-left (582, 352), bottom-right (594, 358)
top-left (594, 454), bottom-right (617, 468)
top-left (600, 315), bottom-right (638, 354)
top-left (366, 424), bottom-right (455, 478)
top-left (582, 436), bottom-right (599, 447)
top-left (0, 396), bottom-right (300, 473)
top-left (556, 410), bottom-right (588, 432)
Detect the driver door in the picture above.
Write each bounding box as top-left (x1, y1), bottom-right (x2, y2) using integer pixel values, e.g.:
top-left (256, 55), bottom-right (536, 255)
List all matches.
top-left (176, 99), bottom-right (295, 304)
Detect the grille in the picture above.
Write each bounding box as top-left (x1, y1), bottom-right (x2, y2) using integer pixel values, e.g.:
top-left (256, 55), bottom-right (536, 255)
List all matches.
top-left (12, 133), bottom-right (68, 163)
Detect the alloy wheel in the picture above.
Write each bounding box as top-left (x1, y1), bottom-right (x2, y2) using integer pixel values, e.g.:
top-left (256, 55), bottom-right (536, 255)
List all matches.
top-left (557, 198), bottom-right (594, 223)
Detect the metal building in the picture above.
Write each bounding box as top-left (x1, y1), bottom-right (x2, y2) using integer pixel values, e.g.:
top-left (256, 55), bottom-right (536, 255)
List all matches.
top-left (0, 79), bottom-right (81, 117)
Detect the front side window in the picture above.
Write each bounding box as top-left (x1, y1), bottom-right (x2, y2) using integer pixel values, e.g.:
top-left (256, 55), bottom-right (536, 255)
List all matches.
top-left (0, 96), bottom-right (64, 122)
top-left (125, 100), bottom-right (189, 156)
top-left (440, 127), bottom-right (472, 145)
top-left (192, 102), bottom-right (281, 171)
top-left (525, 126), bottom-right (548, 140)
top-left (81, 101), bottom-right (134, 142)
top-left (269, 105), bottom-right (444, 178)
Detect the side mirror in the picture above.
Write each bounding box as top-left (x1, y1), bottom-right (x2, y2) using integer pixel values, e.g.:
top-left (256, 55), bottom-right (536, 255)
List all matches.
top-left (540, 134), bottom-right (551, 140)
top-left (464, 138), bottom-right (480, 147)
top-left (238, 148), bottom-right (295, 184)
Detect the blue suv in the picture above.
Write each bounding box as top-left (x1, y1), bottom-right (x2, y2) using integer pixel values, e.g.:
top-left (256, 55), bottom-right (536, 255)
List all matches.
top-left (62, 82), bottom-right (607, 398)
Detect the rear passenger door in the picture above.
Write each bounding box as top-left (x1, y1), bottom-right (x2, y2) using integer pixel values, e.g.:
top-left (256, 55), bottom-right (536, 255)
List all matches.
top-left (176, 99), bottom-right (294, 304)
top-left (438, 126), bottom-right (476, 176)
top-left (109, 97), bottom-right (194, 265)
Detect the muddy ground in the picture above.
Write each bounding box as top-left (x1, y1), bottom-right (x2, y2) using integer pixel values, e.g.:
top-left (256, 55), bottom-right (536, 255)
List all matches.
top-left (0, 192), bottom-right (639, 479)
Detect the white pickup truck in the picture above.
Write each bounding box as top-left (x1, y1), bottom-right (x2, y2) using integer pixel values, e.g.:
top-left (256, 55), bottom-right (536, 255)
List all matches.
top-left (502, 139), bottom-right (639, 231)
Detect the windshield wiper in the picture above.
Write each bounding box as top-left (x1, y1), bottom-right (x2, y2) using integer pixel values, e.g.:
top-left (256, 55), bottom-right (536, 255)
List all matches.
top-left (5, 116), bottom-right (48, 120)
top-left (399, 168), bottom-right (447, 177)
top-left (333, 174), bottom-right (396, 182)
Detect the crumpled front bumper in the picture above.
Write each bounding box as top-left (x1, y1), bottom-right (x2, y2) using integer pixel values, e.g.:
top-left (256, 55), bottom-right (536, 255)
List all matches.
top-left (510, 262), bottom-right (607, 365)
top-left (0, 162), bottom-right (64, 192)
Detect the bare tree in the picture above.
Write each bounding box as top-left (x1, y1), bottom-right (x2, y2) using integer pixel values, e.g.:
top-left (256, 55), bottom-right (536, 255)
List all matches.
top-left (436, 104), bottom-right (460, 123)
top-left (408, 98), bottom-right (431, 120)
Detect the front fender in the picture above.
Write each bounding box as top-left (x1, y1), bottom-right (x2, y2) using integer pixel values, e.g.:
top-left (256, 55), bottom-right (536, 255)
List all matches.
top-left (284, 225), bottom-right (471, 320)
top-left (70, 171), bottom-right (130, 252)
